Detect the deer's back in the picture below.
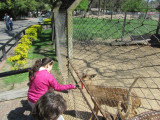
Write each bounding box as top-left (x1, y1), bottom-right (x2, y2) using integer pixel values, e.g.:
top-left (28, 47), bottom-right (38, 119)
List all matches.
top-left (87, 85), bottom-right (140, 107)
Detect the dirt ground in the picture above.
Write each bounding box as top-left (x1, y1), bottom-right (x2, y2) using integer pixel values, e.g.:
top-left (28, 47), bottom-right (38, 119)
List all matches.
top-left (1, 39), bottom-right (160, 120)
top-left (58, 38), bottom-right (160, 116)
top-left (69, 42), bottom-right (160, 116)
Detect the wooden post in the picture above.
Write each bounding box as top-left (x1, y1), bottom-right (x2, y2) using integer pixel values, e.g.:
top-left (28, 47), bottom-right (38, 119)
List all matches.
top-left (15, 37), bottom-right (18, 46)
top-left (121, 12), bottom-right (127, 41)
top-left (98, 0), bottom-right (101, 15)
top-left (156, 13), bottom-right (160, 35)
top-left (67, 11), bottom-right (73, 61)
top-left (67, 0), bottom-right (83, 61)
top-left (67, 0), bottom-right (83, 79)
top-left (66, 0), bottom-right (83, 85)
top-left (23, 30), bottom-right (25, 35)
top-left (156, 6), bottom-right (160, 35)
top-left (155, 5), bottom-right (160, 35)
top-left (103, 0), bottom-right (106, 14)
top-left (53, 1), bottom-right (62, 55)
top-left (2, 47), bottom-right (6, 60)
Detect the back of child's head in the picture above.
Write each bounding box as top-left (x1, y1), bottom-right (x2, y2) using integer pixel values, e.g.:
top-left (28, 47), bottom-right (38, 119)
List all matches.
top-left (29, 57), bottom-right (54, 81)
top-left (32, 90), bottom-right (67, 120)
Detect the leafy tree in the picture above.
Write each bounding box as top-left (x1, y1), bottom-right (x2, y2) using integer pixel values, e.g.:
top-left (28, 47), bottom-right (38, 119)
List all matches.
top-left (0, 2), bottom-right (6, 9)
top-left (76, 0), bottom-right (89, 11)
top-left (0, 0), bottom-right (52, 20)
top-left (91, 0), bottom-right (125, 12)
top-left (121, 0), bottom-right (148, 12)
top-left (35, 0), bottom-right (51, 11)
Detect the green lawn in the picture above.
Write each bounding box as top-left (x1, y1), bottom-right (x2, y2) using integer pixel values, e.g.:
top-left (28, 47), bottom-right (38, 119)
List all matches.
top-left (3, 72), bottom-right (29, 86)
top-left (73, 17), bottom-right (157, 40)
top-left (3, 29), bottom-right (58, 86)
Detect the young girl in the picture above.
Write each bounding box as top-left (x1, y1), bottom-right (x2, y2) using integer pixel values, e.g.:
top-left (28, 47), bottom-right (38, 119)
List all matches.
top-left (28, 57), bottom-right (75, 109)
top-left (32, 90), bottom-right (66, 120)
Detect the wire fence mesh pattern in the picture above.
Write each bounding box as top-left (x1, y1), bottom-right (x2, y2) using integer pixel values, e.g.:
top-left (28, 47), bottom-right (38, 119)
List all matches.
top-left (54, 1), bottom-right (160, 120)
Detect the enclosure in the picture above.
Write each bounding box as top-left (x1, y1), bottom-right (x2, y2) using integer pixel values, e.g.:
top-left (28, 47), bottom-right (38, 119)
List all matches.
top-left (53, 0), bottom-right (160, 119)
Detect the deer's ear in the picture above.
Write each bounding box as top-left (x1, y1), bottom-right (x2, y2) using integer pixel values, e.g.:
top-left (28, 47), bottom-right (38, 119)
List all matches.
top-left (91, 74), bottom-right (96, 78)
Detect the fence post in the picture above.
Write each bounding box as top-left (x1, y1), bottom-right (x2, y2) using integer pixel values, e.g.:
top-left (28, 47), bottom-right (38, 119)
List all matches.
top-left (121, 12), bottom-right (127, 41)
top-left (156, 12), bottom-right (160, 35)
top-left (155, 6), bottom-right (160, 35)
top-left (15, 37), bottom-right (18, 46)
top-left (67, 0), bottom-right (83, 61)
top-left (67, 11), bottom-right (73, 61)
top-left (53, 1), bottom-right (62, 56)
top-left (23, 30), bottom-right (25, 35)
top-left (2, 47), bottom-right (6, 60)
top-left (67, 0), bottom-right (83, 80)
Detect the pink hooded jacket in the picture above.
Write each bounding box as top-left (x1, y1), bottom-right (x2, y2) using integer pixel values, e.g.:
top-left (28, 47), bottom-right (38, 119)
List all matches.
top-left (28, 70), bottom-right (75, 103)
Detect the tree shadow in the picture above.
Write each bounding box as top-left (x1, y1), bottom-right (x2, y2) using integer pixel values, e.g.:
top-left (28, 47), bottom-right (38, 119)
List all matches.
top-left (130, 34), bottom-right (151, 41)
top-left (7, 100), bottom-right (32, 120)
top-left (31, 30), bottom-right (57, 61)
top-left (64, 110), bottom-right (106, 120)
top-left (149, 34), bottom-right (160, 47)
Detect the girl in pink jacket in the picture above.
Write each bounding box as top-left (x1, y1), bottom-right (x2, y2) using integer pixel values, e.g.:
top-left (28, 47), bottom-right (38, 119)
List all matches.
top-left (28, 57), bottom-right (75, 108)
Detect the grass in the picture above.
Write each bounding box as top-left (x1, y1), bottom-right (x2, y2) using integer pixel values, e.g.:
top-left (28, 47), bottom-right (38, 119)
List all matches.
top-left (2, 29), bottom-right (58, 86)
top-left (3, 73), bottom-right (29, 86)
top-left (73, 17), bottom-right (157, 40)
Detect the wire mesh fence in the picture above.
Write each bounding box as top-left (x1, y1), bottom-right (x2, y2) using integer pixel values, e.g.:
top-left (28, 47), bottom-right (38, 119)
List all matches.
top-left (54, 0), bottom-right (160, 120)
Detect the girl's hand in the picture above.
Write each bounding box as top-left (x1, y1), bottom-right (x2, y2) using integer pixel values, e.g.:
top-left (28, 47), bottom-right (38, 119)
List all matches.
top-left (75, 84), bottom-right (80, 89)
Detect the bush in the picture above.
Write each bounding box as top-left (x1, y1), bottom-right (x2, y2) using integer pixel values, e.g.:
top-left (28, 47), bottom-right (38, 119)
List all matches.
top-left (31, 25), bottom-right (42, 35)
top-left (8, 25), bottom-right (42, 70)
top-left (26, 28), bottom-right (38, 40)
top-left (43, 18), bottom-right (51, 24)
top-left (26, 25), bottom-right (42, 40)
top-left (8, 35), bottom-right (32, 70)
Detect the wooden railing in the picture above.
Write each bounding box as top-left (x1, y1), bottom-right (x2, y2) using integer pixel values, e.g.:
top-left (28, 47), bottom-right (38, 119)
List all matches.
top-left (0, 68), bottom-right (31, 78)
top-left (0, 24), bottom-right (51, 62)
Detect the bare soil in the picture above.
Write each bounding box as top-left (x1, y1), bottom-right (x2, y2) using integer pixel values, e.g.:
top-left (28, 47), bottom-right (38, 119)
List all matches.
top-left (70, 42), bottom-right (160, 116)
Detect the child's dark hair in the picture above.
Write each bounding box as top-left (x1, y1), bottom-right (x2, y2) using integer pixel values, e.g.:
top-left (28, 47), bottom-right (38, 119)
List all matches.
top-left (32, 90), bottom-right (67, 120)
top-left (29, 57), bottom-right (53, 81)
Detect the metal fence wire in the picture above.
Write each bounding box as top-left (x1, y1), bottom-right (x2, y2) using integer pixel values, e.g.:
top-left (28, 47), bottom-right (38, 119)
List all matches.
top-left (54, 0), bottom-right (160, 120)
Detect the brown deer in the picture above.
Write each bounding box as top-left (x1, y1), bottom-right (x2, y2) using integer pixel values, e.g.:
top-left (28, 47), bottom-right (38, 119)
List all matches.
top-left (118, 94), bottom-right (160, 120)
top-left (80, 69), bottom-right (141, 120)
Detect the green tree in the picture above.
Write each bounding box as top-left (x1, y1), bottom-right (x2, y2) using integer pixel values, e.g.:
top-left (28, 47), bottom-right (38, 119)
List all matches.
top-left (121, 0), bottom-right (148, 12)
top-left (0, 0), bottom-right (52, 20)
top-left (0, 2), bottom-right (6, 9)
top-left (35, 0), bottom-right (51, 11)
top-left (76, 0), bottom-right (89, 11)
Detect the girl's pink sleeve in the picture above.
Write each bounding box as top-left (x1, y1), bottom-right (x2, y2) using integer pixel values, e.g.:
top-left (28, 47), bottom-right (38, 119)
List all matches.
top-left (49, 74), bottom-right (75, 91)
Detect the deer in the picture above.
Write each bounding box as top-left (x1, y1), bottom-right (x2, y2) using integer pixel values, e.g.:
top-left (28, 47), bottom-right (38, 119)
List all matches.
top-left (118, 106), bottom-right (160, 120)
top-left (80, 69), bottom-right (141, 120)
top-left (118, 96), bottom-right (160, 120)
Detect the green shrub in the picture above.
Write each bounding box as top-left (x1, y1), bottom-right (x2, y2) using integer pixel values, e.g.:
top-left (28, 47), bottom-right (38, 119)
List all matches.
top-left (43, 18), bottom-right (51, 24)
top-left (31, 25), bottom-right (42, 35)
top-left (26, 28), bottom-right (38, 40)
top-left (8, 25), bottom-right (43, 70)
top-left (8, 35), bottom-right (32, 70)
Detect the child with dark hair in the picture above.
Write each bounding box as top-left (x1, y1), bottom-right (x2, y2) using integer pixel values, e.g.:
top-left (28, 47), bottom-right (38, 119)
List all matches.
top-left (32, 90), bottom-right (66, 120)
top-left (28, 57), bottom-right (76, 109)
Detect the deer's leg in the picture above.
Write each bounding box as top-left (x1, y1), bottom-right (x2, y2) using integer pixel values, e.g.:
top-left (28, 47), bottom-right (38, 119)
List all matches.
top-left (89, 104), bottom-right (99, 120)
top-left (94, 105), bottom-right (99, 120)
